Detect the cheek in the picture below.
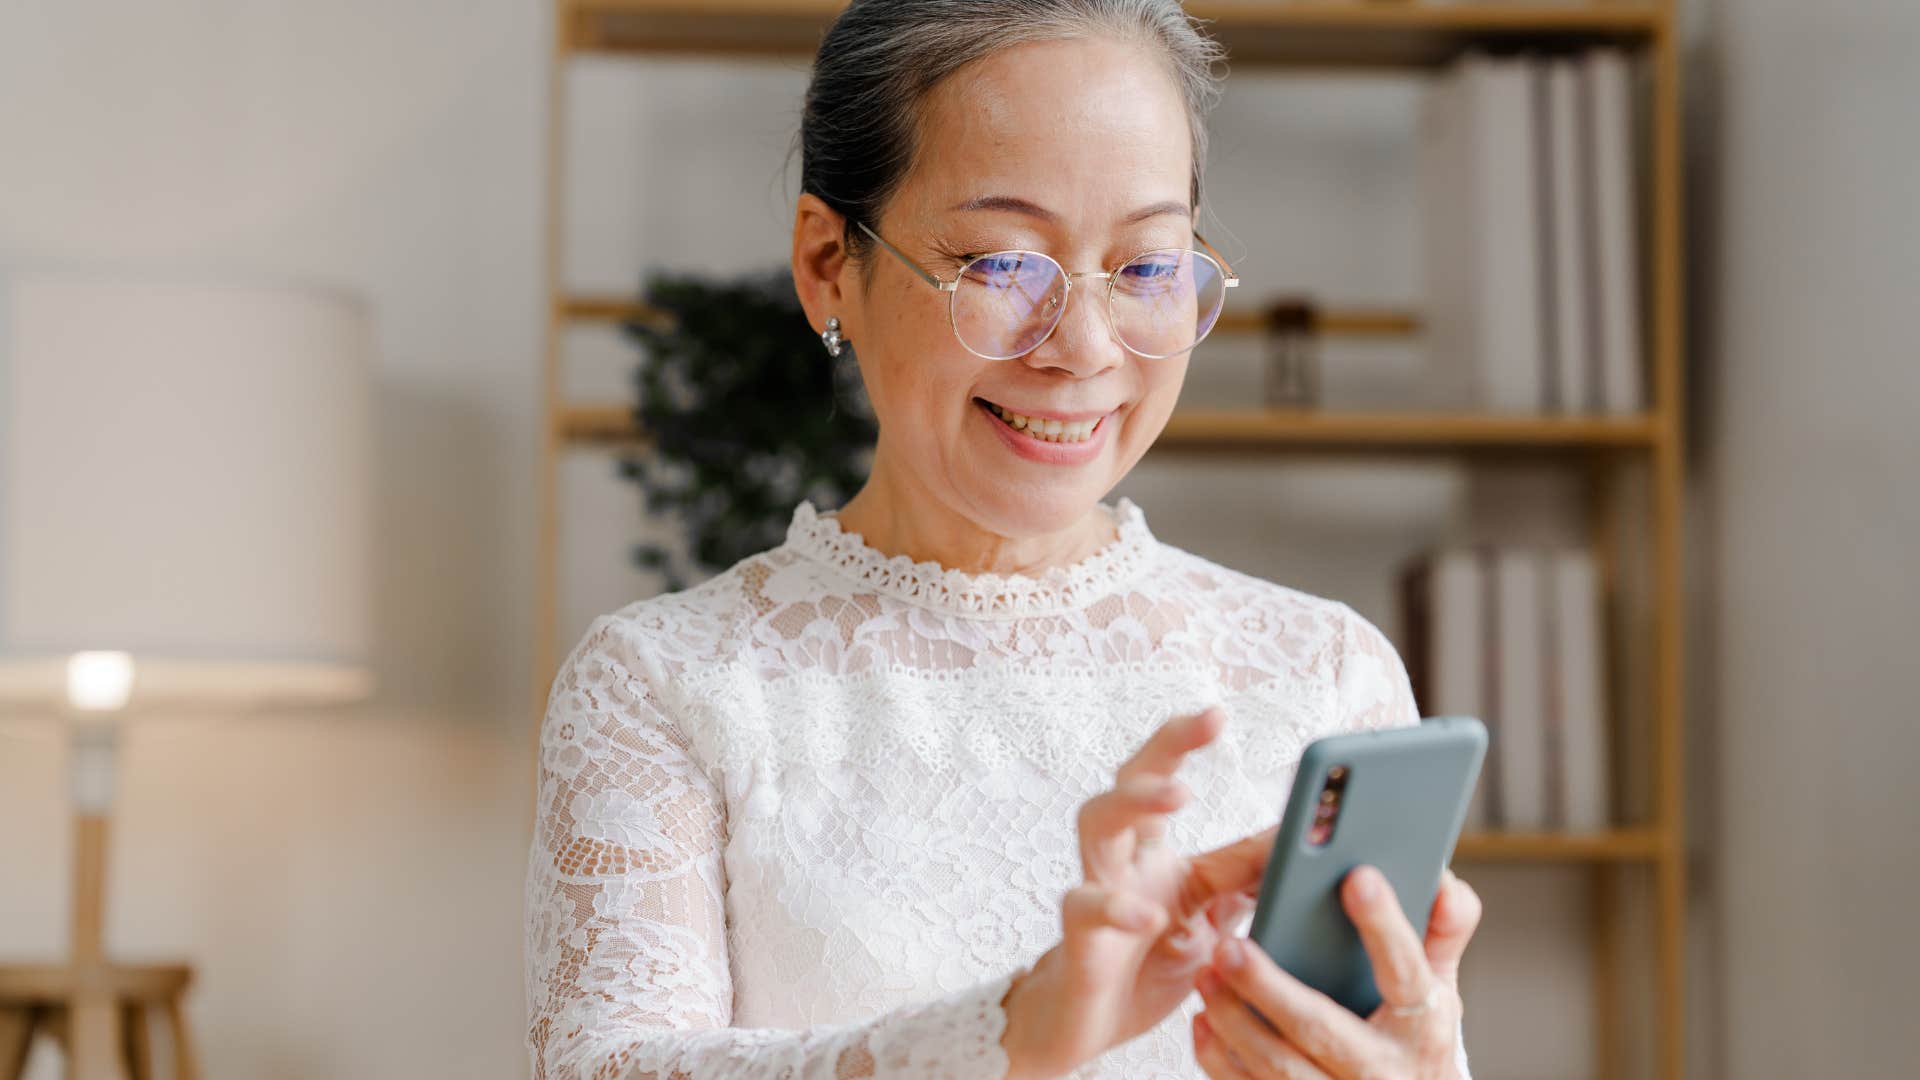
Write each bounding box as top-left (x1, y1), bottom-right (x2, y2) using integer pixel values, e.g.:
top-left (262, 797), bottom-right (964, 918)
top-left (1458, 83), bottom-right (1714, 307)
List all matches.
top-left (1126, 356), bottom-right (1189, 432)
top-left (861, 308), bottom-right (993, 428)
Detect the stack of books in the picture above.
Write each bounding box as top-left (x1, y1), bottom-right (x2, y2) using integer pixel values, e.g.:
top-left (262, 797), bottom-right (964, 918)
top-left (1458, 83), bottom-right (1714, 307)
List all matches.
top-left (1398, 546), bottom-right (1612, 833)
top-left (1419, 48), bottom-right (1646, 415)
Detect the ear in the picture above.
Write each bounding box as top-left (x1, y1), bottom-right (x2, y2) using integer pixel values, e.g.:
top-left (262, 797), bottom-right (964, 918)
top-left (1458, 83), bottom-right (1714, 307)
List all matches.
top-left (792, 192), bottom-right (857, 338)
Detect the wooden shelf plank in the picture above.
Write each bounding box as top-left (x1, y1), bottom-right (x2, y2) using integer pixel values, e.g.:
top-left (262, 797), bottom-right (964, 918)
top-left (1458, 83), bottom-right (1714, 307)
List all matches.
top-left (1227, 307), bottom-right (1421, 337)
top-left (558, 404), bottom-right (649, 446)
top-left (1156, 408), bottom-right (1661, 450)
top-left (555, 403), bottom-right (1662, 451)
top-left (561, 296), bottom-right (1419, 337)
top-left (569, 1), bottom-right (1666, 67)
top-left (1454, 827), bottom-right (1668, 862)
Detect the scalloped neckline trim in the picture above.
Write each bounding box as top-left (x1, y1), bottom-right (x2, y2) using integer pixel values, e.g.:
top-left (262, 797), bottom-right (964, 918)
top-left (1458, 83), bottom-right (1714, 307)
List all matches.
top-left (783, 497), bottom-right (1156, 617)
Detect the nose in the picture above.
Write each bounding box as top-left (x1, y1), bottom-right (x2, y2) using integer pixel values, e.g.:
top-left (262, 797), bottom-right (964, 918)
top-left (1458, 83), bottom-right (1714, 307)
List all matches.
top-left (1018, 271), bottom-right (1127, 378)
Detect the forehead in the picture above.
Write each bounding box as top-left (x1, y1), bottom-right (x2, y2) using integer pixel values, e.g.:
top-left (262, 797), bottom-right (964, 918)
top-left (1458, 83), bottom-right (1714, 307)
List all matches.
top-left (901, 36), bottom-right (1193, 223)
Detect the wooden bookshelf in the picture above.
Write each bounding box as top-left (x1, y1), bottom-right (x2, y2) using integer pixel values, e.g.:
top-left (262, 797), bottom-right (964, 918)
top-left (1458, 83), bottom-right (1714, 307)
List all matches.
top-left (536, 3), bottom-right (1690, 1076)
top-left (564, 0), bottom-right (1665, 67)
top-left (556, 403), bottom-right (1666, 453)
top-left (1455, 827), bottom-right (1668, 863)
top-left (560, 294), bottom-right (1422, 336)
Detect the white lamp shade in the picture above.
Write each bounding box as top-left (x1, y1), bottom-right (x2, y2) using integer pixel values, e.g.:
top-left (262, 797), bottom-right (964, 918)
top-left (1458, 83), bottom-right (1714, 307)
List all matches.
top-left (0, 273), bottom-right (374, 712)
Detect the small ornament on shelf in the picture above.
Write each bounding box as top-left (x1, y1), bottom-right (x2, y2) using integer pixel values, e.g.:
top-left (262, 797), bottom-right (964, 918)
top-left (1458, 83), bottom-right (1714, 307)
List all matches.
top-left (1259, 294), bottom-right (1320, 407)
top-left (1262, 296), bottom-right (1321, 408)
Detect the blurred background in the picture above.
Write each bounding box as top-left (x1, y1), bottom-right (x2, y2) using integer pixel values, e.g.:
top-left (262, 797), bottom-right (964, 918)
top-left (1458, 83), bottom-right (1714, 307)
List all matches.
top-left (0, 1), bottom-right (1913, 1078)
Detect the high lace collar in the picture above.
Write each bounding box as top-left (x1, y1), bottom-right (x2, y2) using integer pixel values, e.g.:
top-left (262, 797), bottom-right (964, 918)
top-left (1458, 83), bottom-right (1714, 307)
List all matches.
top-left (782, 497), bottom-right (1157, 617)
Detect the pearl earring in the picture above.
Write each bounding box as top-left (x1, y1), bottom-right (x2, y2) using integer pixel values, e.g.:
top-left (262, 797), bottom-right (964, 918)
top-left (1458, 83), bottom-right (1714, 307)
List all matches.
top-left (821, 315), bottom-right (846, 358)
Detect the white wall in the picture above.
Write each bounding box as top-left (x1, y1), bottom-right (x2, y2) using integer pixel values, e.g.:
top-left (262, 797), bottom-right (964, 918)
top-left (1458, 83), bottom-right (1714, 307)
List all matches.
top-left (1694, 0), bottom-right (1920, 1076)
top-left (0, 1), bottom-right (544, 1076)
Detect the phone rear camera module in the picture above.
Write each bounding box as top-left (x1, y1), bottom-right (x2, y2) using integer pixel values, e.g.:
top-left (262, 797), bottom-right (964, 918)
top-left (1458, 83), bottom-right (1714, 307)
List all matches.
top-left (1307, 764), bottom-right (1350, 847)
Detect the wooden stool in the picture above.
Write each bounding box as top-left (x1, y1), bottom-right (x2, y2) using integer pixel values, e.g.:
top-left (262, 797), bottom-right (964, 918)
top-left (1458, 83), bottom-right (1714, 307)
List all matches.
top-left (0, 964), bottom-right (197, 1080)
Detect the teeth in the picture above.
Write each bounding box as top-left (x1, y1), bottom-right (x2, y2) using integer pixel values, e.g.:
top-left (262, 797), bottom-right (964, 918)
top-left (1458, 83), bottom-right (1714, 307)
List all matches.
top-left (987, 402), bottom-right (1101, 443)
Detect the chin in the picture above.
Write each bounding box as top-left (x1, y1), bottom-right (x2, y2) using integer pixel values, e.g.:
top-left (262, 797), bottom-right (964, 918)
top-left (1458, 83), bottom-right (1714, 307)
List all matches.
top-left (964, 477), bottom-right (1116, 541)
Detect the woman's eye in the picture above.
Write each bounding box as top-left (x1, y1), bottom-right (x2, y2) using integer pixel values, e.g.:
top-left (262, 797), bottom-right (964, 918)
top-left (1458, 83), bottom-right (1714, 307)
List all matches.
top-left (965, 254), bottom-right (1028, 282)
top-left (1120, 257), bottom-right (1183, 287)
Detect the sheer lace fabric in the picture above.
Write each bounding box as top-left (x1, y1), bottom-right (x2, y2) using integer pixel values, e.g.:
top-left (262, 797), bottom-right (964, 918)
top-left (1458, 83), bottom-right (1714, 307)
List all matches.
top-left (525, 498), bottom-right (1472, 1078)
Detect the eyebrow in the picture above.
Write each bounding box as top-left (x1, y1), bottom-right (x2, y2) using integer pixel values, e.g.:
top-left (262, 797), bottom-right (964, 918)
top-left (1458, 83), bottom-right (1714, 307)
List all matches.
top-left (946, 194), bottom-right (1192, 226)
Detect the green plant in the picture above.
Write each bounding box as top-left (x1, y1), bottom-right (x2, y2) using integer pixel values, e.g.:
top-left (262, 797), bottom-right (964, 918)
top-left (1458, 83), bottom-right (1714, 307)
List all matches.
top-left (618, 267), bottom-right (876, 591)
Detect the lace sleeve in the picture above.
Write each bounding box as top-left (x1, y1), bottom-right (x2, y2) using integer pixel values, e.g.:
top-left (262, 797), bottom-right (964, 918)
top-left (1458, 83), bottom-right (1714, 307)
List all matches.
top-left (1332, 603), bottom-right (1422, 734)
top-left (524, 615), bottom-right (1025, 1080)
top-left (1332, 605), bottom-right (1475, 1079)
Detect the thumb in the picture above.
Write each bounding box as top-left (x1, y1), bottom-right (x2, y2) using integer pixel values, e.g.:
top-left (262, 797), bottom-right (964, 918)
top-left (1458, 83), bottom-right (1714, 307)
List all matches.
top-left (1176, 823), bottom-right (1278, 921)
top-left (1424, 867), bottom-right (1483, 986)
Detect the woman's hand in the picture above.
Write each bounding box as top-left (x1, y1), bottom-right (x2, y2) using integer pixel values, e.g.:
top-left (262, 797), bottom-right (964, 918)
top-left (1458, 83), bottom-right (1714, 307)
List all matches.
top-left (1191, 863), bottom-right (1483, 1079)
top-left (1000, 705), bottom-right (1282, 1080)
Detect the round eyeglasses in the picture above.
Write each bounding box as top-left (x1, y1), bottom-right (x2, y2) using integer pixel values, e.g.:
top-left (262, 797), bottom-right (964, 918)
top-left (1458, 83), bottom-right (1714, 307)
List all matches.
top-left (855, 220), bottom-right (1240, 361)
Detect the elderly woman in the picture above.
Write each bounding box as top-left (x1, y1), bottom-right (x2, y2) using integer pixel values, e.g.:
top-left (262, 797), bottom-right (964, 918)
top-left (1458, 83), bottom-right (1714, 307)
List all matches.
top-left (525, 1), bottom-right (1482, 1077)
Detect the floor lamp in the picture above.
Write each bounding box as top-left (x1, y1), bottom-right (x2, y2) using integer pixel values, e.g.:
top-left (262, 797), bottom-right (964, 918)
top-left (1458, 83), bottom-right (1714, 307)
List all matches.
top-left (0, 274), bottom-right (374, 1079)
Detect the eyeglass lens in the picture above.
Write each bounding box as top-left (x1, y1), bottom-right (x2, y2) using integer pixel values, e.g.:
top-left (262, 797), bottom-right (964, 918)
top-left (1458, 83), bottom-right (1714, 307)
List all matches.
top-left (950, 249), bottom-right (1228, 360)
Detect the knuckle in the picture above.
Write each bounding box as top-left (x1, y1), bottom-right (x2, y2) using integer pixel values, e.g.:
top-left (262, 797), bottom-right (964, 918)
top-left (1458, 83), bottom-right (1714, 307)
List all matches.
top-left (1289, 1016), bottom-right (1334, 1059)
top-left (1387, 955), bottom-right (1427, 990)
top-left (1250, 1033), bottom-right (1303, 1078)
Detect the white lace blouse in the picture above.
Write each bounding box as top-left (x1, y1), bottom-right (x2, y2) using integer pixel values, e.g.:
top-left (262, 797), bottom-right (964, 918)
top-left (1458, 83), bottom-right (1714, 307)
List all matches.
top-left (524, 497), bottom-right (1473, 1078)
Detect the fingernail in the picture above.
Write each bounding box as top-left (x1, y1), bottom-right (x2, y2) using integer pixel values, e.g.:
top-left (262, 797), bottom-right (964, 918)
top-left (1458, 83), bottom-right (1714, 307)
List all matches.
top-left (1217, 938), bottom-right (1245, 970)
top-left (1352, 866), bottom-right (1378, 901)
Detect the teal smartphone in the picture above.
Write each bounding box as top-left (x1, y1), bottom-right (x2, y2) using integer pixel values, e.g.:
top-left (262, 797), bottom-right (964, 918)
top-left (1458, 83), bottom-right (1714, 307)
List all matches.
top-left (1244, 715), bottom-right (1487, 1016)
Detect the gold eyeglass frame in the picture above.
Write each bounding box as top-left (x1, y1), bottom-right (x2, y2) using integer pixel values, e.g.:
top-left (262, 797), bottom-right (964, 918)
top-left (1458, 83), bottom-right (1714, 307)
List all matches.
top-left (854, 219), bottom-right (1241, 361)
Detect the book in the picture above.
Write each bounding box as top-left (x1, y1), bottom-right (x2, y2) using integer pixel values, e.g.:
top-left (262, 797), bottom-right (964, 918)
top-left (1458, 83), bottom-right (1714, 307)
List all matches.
top-left (1418, 55), bottom-right (1475, 409)
top-left (1493, 548), bottom-right (1548, 829)
top-left (1550, 549), bottom-right (1611, 831)
top-left (1586, 48), bottom-right (1646, 415)
top-left (1402, 542), bottom-right (1616, 834)
top-left (1421, 53), bottom-right (1546, 414)
top-left (1543, 56), bottom-right (1594, 414)
top-left (1400, 548), bottom-right (1494, 831)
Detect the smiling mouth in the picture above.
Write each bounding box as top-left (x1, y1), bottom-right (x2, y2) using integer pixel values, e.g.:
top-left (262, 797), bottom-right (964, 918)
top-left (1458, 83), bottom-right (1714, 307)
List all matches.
top-left (974, 398), bottom-right (1108, 444)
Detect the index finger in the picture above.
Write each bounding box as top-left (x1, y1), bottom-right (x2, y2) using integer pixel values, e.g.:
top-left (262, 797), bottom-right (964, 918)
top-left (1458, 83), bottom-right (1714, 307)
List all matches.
top-left (1115, 705), bottom-right (1225, 786)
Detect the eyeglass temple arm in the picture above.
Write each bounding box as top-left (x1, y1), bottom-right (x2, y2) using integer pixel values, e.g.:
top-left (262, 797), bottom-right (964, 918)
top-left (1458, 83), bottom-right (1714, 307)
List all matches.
top-left (855, 220), bottom-right (958, 292)
top-left (1192, 231), bottom-right (1241, 288)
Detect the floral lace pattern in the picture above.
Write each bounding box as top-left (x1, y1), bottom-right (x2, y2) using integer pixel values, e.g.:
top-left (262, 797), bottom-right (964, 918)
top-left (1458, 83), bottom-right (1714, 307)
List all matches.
top-left (525, 500), bottom-right (1472, 1078)
top-left (780, 498), bottom-right (1156, 618)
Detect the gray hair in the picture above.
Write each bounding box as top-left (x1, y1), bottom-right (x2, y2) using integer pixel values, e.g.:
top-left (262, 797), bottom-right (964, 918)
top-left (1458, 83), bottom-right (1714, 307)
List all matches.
top-left (793, 0), bottom-right (1228, 286)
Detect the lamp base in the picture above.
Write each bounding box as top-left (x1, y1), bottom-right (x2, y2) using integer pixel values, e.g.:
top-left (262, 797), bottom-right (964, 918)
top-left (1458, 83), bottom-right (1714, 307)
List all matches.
top-left (0, 962), bottom-right (197, 1079)
top-left (0, 728), bottom-right (201, 1079)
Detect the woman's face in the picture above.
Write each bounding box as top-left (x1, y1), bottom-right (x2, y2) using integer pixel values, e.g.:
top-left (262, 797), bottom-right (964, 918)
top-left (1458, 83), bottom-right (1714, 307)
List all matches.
top-left (799, 35), bottom-right (1197, 540)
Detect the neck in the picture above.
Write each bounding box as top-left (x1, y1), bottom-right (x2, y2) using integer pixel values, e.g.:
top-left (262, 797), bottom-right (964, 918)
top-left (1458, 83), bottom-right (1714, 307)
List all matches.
top-left (833, 457), bottom-right (1116, 578)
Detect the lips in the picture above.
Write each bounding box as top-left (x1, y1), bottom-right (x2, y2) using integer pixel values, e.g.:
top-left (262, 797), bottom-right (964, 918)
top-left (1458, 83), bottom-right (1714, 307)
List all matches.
top-left (974, 397), bottom-right (1113, 443)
